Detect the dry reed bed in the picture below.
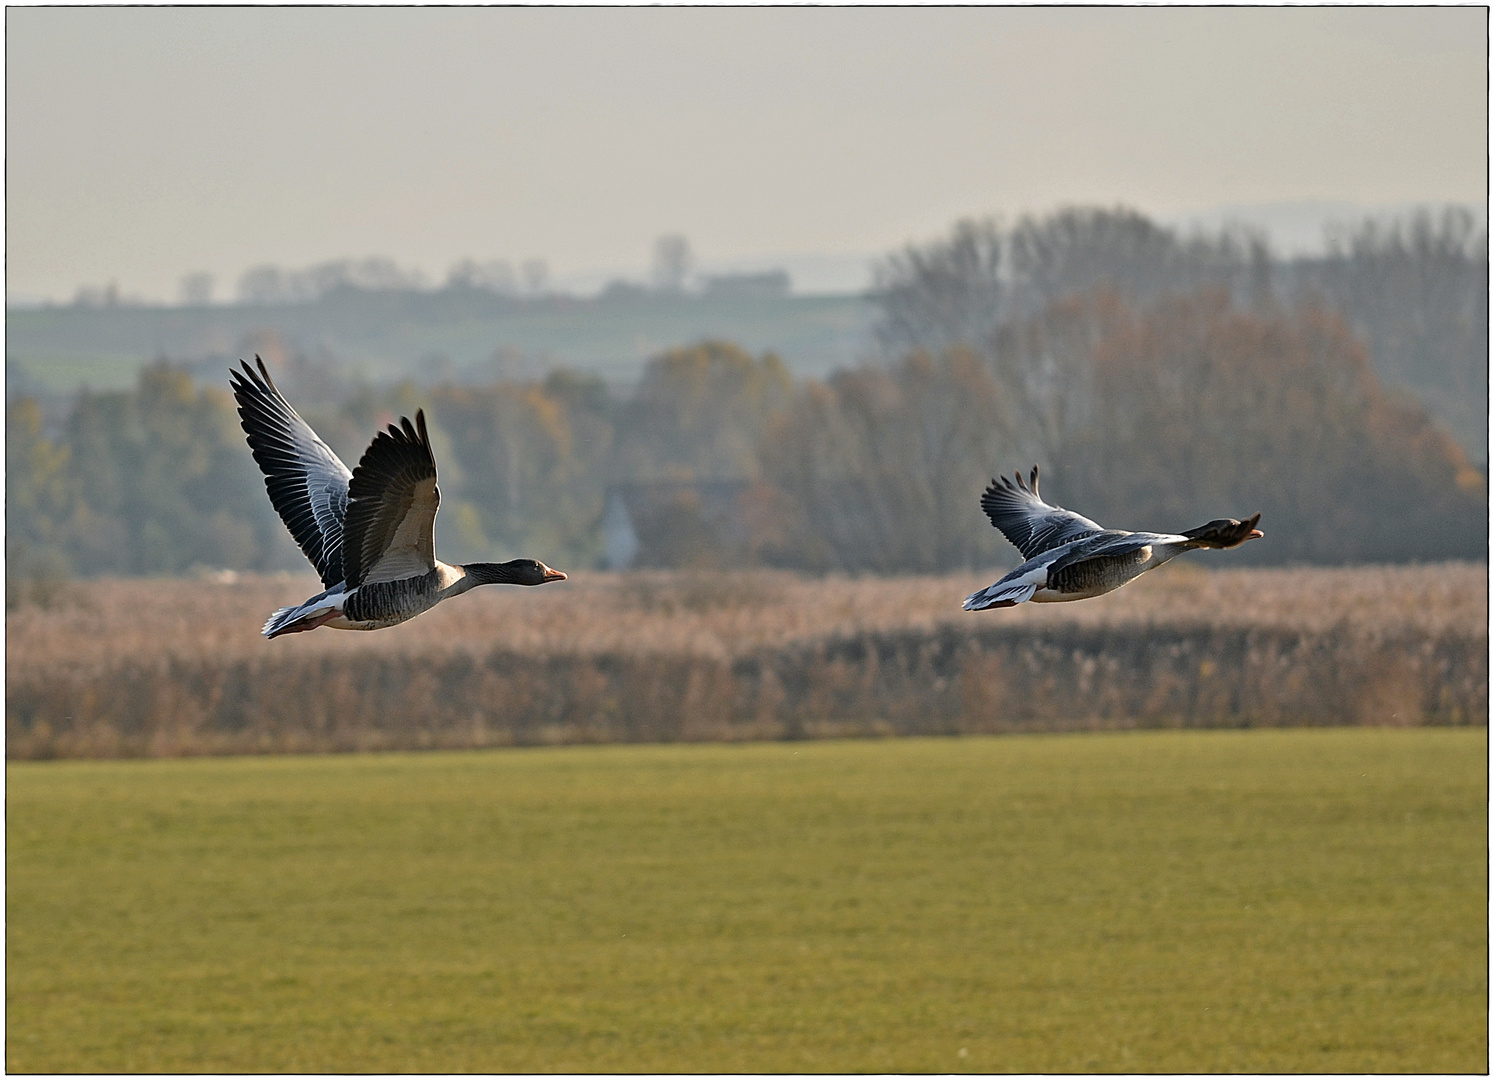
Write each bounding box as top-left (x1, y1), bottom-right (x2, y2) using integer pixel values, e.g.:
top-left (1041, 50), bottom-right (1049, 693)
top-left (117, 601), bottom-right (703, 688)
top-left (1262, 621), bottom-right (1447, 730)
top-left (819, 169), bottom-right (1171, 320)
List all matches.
top-left (7, 564), bottom-right (1487, 758)
top-left (9, 562), bottom-right (1488, 668)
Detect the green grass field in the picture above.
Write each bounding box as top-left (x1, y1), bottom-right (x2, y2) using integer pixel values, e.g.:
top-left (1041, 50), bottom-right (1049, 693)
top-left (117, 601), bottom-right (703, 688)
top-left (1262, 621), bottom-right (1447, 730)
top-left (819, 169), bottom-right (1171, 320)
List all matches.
top-left (7, 729), bottom-right (1487, 1073)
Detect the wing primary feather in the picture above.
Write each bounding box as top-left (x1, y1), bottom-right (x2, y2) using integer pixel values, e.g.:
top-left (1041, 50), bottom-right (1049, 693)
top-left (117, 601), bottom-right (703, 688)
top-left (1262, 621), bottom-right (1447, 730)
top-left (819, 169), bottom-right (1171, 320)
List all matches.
top-left (978, 464), bottom-right (1106, 560)
top-left (230, 356), bottom-right (354, 588)
top-left (341, 409), bottom-right (441, 588)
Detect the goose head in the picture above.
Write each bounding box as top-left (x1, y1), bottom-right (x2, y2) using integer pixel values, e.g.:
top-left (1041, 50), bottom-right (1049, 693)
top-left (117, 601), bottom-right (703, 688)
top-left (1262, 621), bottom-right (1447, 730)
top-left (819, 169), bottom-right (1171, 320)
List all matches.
top-left (1180, 513), bottom-right (1264, 549)
top-left (464, 559), bottom-right (568, 586)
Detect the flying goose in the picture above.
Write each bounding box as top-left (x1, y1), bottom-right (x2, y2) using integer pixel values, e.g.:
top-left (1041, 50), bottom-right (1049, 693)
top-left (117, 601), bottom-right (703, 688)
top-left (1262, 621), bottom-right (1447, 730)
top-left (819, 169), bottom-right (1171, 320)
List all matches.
top-left (964, 466), bottom-right (1261, 610)
top-left (230, 357), bottom-right (566, 638)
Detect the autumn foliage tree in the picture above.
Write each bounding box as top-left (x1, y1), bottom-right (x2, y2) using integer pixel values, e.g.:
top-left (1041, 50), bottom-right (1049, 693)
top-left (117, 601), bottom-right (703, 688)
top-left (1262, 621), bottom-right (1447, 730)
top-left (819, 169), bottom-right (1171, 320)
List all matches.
top-left (761, 285), bottom-right (1485, 572)
top-left (608, 341), bottom-right (794, 568)
top-left (7, 363), bottom-right (289, 578)
top-left (424, 377), bottom-right (610, 569)
top-left (1029, 291), bottom-right (1487, 565)
top-left (760, 349), bottom-right (1019, 572)
top-left (612, 340), bottom-right (792, 483)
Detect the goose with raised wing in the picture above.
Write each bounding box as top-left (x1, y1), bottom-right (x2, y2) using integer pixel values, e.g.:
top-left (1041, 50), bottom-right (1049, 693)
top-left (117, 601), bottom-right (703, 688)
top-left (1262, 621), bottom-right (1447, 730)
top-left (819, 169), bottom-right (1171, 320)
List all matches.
top-left (231, 357), bottom-right (565, 638)
top-left (964, 466), bottom-right (1261, 610)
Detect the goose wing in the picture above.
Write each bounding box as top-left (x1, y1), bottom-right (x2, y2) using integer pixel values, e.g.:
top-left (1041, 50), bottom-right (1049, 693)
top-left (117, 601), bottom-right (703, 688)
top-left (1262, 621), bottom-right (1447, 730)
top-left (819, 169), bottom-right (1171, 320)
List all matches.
top-left (230, 357), bottom-right (353, 589)
top-left (341, 410), bottom-right (440, 587)
top-left (980, 465), bottom-right (1105, 560)
top-left (1044, 529), bottom-right (1182, 576)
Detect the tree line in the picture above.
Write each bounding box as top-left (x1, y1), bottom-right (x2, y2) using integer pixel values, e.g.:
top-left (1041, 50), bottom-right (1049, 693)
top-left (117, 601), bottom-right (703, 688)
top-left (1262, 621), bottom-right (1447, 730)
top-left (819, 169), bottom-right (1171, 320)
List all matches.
top-left (8, 208), bottom-right (1485, 591)
top-left (875, 205), bottom-right (1487, 459)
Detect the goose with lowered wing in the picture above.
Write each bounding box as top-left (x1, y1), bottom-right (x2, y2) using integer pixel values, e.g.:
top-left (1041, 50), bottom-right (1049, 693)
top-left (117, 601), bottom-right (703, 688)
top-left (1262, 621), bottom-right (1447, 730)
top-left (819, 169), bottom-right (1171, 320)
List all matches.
top-left (964, 466), bottom-right (1261, 611)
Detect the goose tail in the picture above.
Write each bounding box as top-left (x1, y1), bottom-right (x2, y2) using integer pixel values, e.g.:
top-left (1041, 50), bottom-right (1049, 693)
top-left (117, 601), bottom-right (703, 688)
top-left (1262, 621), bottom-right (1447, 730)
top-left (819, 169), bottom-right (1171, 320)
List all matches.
top-left (964, 579), bottom-right (1039, 611)
top-left (262, 591), bottom-right (345, 638)
top-left (262, 604), bottom-right (306, 638)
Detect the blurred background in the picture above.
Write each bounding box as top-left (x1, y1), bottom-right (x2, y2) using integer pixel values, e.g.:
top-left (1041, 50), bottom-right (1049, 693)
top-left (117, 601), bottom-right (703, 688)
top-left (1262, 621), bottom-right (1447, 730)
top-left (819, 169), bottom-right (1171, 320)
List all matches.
top-left (6, 6), bottom-right (1486, 589)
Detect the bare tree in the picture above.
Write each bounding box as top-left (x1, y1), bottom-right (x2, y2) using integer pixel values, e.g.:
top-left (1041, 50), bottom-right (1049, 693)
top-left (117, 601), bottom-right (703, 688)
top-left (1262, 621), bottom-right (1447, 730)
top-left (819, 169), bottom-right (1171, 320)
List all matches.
top-left (873, 218), bottom-right (1006, 356)
top-left (522, 258), bottom-right (550, 296)
top-left (1307, 207), bottom-right (1488, 460)
top-left (178, 272), bottom-right (214, 307)
top-left (871, 207), bottom-right (1266, 357)
top-left (237, 266), bottom-right (289, 305)
top-left (651, 234), bottom-right (694, 293)
top-left (447, 258), bottom-right (517, 295)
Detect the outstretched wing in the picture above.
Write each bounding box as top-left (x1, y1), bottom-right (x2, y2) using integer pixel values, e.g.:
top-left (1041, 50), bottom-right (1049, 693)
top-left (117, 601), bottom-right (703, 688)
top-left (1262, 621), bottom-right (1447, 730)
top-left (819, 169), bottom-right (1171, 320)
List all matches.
top-left (341, 410), bottom-right (440, 587)
top-left (230, 357), bottom-right (353, 589)
top-left (979, 465), bottom-right (1105, 560)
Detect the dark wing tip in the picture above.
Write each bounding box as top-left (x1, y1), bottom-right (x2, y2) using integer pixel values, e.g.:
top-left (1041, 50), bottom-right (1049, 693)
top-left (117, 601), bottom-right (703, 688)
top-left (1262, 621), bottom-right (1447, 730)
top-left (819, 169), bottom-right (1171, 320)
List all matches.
top-left (981, 468), bottom-right (1027, 501)
top-left (376, 410), bottom-right (435, 461)
top-left (979, 475), bottom-right (1007, 507)
top-left (980, 467), bottom-right (1048, 513)
top-left (361, 411), bottom-right (437, 473)
top-left (230, 356), bottom-right (279, 399)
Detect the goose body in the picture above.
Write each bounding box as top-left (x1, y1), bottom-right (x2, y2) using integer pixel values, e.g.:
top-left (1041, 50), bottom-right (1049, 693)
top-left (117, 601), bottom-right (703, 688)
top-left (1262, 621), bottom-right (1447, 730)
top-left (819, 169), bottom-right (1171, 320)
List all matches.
top-left (231, 357), bottom-right (565, 638)
top-left (964, 466), bottom-right (1261, 611)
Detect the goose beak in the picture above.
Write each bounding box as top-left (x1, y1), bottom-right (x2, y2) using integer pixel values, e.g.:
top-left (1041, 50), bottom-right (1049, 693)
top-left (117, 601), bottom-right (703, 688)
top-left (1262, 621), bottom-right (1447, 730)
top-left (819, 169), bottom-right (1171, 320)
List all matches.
top-left (1248, 529), bottom-right (1264, 540)
top-left (542, 566), bottom-right (568, 583)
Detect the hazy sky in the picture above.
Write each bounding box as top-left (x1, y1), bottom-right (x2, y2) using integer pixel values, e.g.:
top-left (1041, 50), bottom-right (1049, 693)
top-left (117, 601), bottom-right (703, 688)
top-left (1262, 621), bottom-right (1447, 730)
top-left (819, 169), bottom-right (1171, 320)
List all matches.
top-left (7, 6), bottom-right (1487, 303)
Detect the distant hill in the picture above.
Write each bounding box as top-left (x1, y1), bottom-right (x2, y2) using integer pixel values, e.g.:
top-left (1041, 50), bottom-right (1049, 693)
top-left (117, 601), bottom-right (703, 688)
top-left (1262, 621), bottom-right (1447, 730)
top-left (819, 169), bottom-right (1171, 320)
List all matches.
top-left (6, 287), bottom-right (879, 395)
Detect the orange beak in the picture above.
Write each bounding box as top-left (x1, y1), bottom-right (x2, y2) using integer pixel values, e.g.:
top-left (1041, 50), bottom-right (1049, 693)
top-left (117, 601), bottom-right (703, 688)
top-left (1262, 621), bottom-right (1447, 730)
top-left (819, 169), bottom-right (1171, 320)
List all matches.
top-left (542, 567), bottom-right (568, 583)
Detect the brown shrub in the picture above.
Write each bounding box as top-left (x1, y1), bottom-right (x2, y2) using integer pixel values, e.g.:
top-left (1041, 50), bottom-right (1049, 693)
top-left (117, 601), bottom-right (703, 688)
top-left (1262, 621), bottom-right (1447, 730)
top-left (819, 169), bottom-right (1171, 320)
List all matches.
top-left (6, 565), bottom-right (1486, 759)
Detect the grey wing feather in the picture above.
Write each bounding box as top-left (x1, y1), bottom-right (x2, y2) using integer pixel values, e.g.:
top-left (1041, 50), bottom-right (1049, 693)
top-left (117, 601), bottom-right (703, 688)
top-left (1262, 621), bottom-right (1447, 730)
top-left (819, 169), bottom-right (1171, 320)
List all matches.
top-left (979, 465), bottom-right (1105, 559)
top-left (230, 357), bottom-right (354, 588)
top-left (341, 409), bottom-right (440, 588)
top-left (1044, 530), bottom-right (1162, 576)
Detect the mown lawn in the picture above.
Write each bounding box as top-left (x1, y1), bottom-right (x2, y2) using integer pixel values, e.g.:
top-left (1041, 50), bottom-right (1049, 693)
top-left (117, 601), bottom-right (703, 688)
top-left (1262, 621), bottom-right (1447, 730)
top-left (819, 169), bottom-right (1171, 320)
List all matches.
top-left (6, 728), bottom-right (1487, 1072)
